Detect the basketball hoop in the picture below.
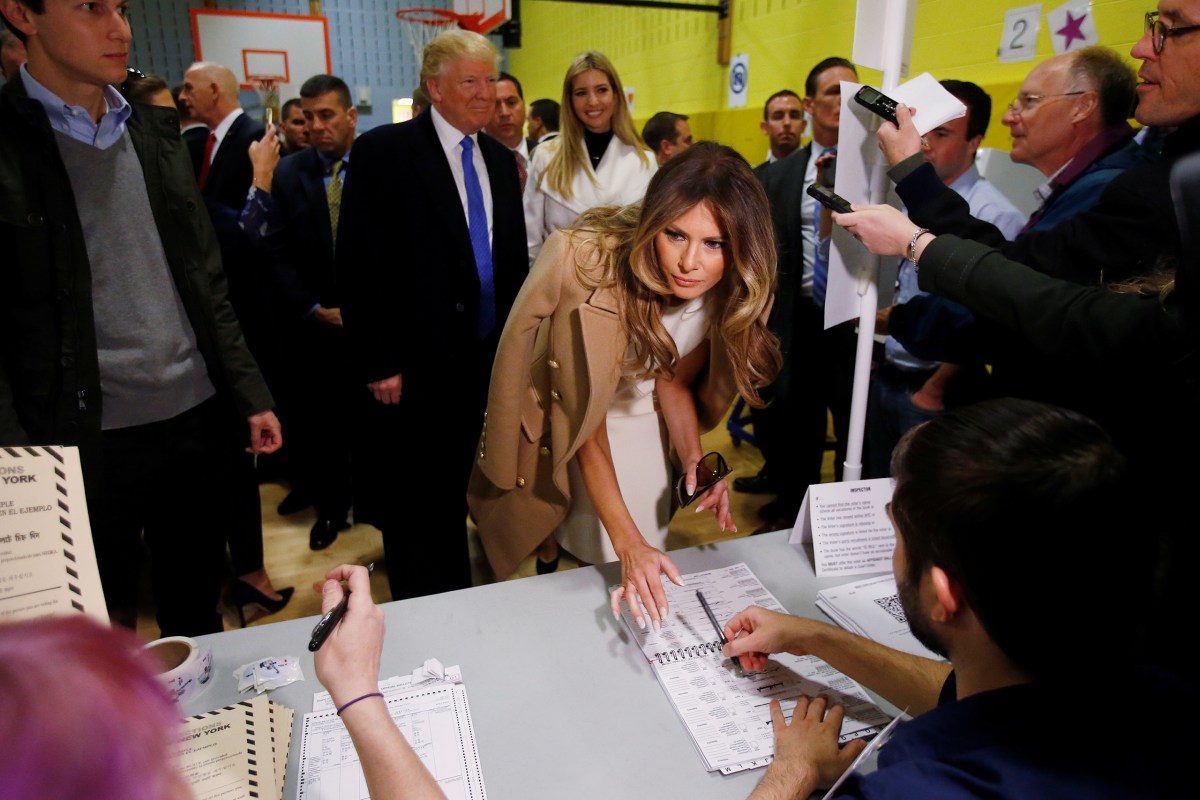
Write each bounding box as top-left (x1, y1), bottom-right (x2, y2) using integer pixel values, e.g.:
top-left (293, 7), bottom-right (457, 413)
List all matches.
top-left (249, 74), bottom-right (285, 127)
top-left (396, 7), bottom-right (462, 65)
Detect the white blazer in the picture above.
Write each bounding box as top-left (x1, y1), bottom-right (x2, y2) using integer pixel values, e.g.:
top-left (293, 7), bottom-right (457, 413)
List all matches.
top-left (523, 135), bottom-right (657, 263)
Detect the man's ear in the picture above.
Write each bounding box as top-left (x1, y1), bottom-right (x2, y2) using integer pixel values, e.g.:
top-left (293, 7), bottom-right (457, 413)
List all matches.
top-left (1, 0), bottom-right (37, 39)
top-left (1071, 90), bottom-right (1100, 124)
top-left (425, 76), bottom-right (442, 105)
top-left (929, 566), bottom-right (966, 622)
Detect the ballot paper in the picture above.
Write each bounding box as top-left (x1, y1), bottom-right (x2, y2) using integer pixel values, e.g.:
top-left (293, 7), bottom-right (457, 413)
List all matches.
top-left (816, 574), bottom-right (945, 661)
top-left (790, 478), bottom-right (896, 576)
top-left (298, 660), bottom-right (485, 800)
top-left (620, 563), bottom-right (891, 775)
top-left (177, 694), bottom-right (286, 800)
top-left (0, 446), bottom-right (106, 622)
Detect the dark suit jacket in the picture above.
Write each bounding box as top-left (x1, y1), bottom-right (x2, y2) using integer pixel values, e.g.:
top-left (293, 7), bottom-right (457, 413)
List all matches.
top-left (755, 144), bottom-right (811, 390)
top-left (201, 112), bottom-right (264, 212)
top-left (182, 125), bottom-right (209, 182)
top-left (265, 146), bottom-right (337, 318)
top-left (337, 109), bottom-right (528, 526)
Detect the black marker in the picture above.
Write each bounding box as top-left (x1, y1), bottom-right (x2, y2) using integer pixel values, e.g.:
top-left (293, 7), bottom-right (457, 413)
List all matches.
top-left (696, 590), bottom-right (742, 670)
top-left (309, 563), bottom-right (374, 652)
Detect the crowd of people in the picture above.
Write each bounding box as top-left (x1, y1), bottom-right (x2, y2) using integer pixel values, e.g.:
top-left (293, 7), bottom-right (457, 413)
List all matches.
top-left (3, 0), bottom-right (1200, 796)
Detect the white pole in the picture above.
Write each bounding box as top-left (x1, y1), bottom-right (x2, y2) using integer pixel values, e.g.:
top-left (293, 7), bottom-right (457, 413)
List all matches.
top-left (841, 0), bottom-right (914, 481)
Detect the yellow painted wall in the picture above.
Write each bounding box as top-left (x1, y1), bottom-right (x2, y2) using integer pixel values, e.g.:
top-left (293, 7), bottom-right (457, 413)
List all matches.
top-left (509, 0), bottom-right (1148, 161)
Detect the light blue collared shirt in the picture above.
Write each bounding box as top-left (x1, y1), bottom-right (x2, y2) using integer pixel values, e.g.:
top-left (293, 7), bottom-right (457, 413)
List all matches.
top-left (20, 63), bottom-right (131, 150)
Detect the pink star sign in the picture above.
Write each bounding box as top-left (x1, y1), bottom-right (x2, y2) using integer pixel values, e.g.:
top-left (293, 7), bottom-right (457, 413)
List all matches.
top-left (1056, 10), bottom-right (1088, 48)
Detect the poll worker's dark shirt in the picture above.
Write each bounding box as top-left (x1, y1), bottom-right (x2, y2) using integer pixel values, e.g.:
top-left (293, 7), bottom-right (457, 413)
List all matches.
top-left (835, 666), bottom-right (1193, 798)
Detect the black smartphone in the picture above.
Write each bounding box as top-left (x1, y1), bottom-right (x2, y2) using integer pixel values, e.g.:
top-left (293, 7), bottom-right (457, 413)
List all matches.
top-left (807, 184), bottom-right (854, 214)
top-left (818, 154), bottom-right (836, 188)
top-left (854, 85), bottom-right (900, 125)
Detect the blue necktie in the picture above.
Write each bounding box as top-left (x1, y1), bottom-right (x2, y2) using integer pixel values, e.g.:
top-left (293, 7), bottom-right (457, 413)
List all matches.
top-left (461, 136), bottom-right (495, 339)
top-left (812, 146), bottom-right (836, 307)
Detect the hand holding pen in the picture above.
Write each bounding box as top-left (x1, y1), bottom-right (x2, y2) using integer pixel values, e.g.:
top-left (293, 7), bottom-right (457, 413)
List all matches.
top-left (696, 591), bottom-right (742, 670)
top-left (311, 564), bottom-right (385, 712)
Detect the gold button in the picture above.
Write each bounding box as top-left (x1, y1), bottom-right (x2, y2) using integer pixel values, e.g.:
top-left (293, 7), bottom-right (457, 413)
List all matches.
top-left (539, 446), bottom-right (550, 456)
top-left (548, 359), bottom-right (560, 369)
top-left (516, 476), bottom-right (526, 488)
top-left (550, 390), bottom-right (561, 400)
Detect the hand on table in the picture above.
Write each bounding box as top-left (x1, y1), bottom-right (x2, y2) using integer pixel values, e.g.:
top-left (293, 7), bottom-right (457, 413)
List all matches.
top-left (753, 697), bottom-right (867, 799)
top-left (722, 605), bottom-right (826, 673)
top-left (312, 564), bottom-right (385, 709)
top-left (609, 540), bottom-right (684, 631)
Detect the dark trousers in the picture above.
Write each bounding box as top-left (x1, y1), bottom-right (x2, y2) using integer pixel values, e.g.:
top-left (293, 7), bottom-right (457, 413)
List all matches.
top-left (88, 397), bottom-right (235, 636)
top-left (286, 323), bottom-right (357, 523)
top-left (376, 337), bottom-right (495, 601)
top-left (752, 305), bottom-right (856, 512)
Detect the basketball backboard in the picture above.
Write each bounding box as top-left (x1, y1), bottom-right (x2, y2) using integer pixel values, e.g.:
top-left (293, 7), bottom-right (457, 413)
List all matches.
top-left (190, 9), bottom-right (331, 103)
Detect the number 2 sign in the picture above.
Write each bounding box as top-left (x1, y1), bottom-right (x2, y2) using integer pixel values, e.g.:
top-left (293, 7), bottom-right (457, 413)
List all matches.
top-left (1000, 4), bottom-right (1042, 63)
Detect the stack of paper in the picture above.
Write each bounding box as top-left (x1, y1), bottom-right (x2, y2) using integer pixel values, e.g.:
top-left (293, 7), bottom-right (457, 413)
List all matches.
top-left (620, 563), bottom-right (892, 775)
top-left (177, 694), bottom-right (292, 800)
top-left (298, 659), bottom-right (486, 799)
top-left (816, 574), bottom-right (944, 661)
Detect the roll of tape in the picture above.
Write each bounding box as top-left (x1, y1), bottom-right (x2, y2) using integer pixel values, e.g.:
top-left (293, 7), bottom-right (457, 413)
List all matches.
top-left (145, 636), bottom-right (213, 703)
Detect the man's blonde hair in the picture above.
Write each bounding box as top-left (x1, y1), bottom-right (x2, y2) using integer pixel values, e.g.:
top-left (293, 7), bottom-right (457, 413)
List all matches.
top-left (419, 29), bottom-right (499, 87)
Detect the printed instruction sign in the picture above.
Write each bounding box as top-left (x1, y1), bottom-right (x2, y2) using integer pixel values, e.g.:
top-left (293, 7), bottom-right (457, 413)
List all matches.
top-left (0, 446), bottom-right (106, 622)
top-left (789, 477), bottom-right (896, 576)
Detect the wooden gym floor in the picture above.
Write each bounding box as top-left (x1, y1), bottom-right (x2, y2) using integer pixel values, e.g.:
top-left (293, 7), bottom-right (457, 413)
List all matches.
top-left (135, 412), bottom-right (836, 639)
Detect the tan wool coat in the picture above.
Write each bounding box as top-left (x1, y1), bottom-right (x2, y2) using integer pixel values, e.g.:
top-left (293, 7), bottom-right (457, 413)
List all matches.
top-left (467, 229), bottom-right (739, 580)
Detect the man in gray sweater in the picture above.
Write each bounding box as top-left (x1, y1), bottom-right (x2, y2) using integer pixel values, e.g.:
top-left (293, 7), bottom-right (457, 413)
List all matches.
top-left (0, 0), bottom-right (280, 635)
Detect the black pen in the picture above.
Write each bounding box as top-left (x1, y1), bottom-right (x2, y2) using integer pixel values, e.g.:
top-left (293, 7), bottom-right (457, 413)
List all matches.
top-left (309, 563), bottom-right (374, 652)
top-left (696, 590), bottom-right (741, 670)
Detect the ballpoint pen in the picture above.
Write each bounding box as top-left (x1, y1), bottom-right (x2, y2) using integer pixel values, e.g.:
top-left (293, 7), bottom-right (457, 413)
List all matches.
top-left (308, 563), bottom-right (374, 652)
top-left (696, 590), bottom-right (742, 670)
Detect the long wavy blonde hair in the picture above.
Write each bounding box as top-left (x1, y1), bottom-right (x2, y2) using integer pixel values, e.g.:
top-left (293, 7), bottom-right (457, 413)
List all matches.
top-left (540, 51), bottom-right (650, 201)
top-left (567, 142), bottom-right (781, 406)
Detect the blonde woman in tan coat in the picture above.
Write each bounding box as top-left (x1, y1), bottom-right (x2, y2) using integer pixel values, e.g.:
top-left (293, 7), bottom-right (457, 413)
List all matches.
top-left (469, 143), bottom-right (781, 629)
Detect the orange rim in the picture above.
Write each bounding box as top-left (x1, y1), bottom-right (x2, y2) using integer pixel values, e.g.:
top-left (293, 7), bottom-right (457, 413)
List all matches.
top-left (395, 7), bottom-right (460, 25)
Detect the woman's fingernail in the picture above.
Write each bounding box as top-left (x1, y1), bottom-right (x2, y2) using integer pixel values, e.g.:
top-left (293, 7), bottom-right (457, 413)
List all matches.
top-left (659, 607), bottom-right (667, 620)
top-left (637, 616), bottom-right (646, 631)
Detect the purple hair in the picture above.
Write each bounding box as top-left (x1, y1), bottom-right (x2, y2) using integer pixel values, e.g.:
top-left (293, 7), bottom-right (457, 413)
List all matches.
top-left (0, 616), bottom-right (183, 800)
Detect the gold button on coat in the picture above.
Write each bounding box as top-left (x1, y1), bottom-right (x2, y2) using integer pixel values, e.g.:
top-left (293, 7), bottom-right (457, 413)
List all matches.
top-left (516, 477), bottom-right (526, 488)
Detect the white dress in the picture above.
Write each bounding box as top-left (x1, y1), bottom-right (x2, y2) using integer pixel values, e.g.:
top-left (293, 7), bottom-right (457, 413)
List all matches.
top-left (556, 295), bottom-right (714, 564)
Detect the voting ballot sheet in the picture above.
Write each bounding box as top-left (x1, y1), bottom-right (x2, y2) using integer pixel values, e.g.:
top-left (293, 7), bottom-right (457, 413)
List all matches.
top-left (178, 694), bottom-right (291, 800)
top-left (620, 563), bottom-right (891, 774)
top-left (0, 446), bottom-right (106, 622)
top-left (297, 661), bottom-right (486, 800)
top-left (816, 574), bottom-right (945, 661)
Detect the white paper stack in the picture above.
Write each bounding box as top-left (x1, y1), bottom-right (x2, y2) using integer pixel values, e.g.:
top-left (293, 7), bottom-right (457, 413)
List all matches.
top-left (178, 694), bottom-right (291, 800)
top-left (815, 574), bottom-right (945, 661)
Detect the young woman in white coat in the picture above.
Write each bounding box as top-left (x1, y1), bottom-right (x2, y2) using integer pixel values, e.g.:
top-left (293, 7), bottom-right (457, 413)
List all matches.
top-left (524, 51), bottom-right (657, 264)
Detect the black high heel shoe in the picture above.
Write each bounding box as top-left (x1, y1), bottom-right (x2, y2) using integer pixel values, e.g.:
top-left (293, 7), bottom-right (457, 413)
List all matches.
top-left (234, 582), bottom-right (295, 627)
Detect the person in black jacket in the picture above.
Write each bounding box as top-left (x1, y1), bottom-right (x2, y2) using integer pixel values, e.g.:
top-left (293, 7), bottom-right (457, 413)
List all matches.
top-left (338, 29), bottom-right (528, 600)
top-left (0, 0), bottom-right (280, 635)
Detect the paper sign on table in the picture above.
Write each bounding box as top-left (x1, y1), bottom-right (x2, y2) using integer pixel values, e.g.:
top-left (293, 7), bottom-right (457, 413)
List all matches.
top-left (790, 478), bottom-right (896, 576)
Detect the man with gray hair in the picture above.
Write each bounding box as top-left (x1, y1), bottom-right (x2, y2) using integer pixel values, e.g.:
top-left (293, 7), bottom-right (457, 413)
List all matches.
top-left (997, 45), bottom-right (1141, 234)
top-left (338, 29), bottom-right (527, 600)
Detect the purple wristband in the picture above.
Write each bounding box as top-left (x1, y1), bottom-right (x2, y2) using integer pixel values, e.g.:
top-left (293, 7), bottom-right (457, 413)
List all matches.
top-left (336, 691), bottom-right (383, 716)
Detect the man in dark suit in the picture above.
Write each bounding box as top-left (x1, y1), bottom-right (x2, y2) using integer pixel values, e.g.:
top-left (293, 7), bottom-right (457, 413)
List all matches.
top-left (743, 57), bottom-right (858, 526)
top-left (339, 29), bottom-right (528, 600)
top-left (264, 73), bottom-right (359, 551)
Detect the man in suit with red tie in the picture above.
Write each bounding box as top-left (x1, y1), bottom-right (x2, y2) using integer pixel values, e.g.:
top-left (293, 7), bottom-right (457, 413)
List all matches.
top-left (484, 70), bottom-right (529, 192)
top-left (339, 29), bottom-right (527, 600)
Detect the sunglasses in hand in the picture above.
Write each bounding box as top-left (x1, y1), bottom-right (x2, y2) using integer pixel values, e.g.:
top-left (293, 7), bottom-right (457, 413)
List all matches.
top-left (675, 452), bottom-right (733, 508)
